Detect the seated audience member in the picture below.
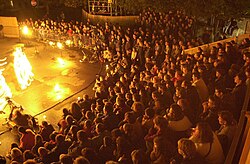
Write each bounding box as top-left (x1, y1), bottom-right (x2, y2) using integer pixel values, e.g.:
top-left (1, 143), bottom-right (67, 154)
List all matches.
top-left (68, 130), bottom-right (92, 158)
top-left (216, 111), bottom-right (237, 155)
top-left (31, 134), bottom-right (45, 156)
top-left (37, 147), bottom-right (53, 164)
top-left (99, 136), bottom-right (116, 162)
top-left (81, 147), bottom-right (100, 164)
top-left (174, 138), bottom-right (207, 164)
top-left (200, 95), bottom-right (221, 131)
top-left (59, 154), bottom-right (73, 164)
top-left (18, 127), bottom-right (35, 151)
top-left (48, 134), bottom-right (72, 162)
top-left (39, 121), bottom-right (55, 142)
top-left (150, 136), bottom-right (176, 164)
top-left (91, 123), bottom-right (111, 152)
top-left (190, 122), bottom-right (224, 164)
top-left (10, 148), bottom-right (23, 163)
top-left (73, 156), bottom-right (90, 164)
top-left (131, 149), bottom-right (150, 164)
top-left (0, 155), bottom-right (6, 164)
top-left (166, 103), bottom-right (192, 132)
top-left (23, 150), bottom-right (36, 162)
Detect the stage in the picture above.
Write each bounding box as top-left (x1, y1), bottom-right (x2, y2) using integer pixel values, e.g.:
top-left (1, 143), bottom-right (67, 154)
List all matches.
top-left (0, 38), bottom-right (102, 156)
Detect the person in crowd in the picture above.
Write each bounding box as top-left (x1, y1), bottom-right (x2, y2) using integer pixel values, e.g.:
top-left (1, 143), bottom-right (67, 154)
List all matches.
top-left (23, 150), bottom-right (36, 162)
top-left (215, 111), bottom-right (237, 155)
top-left (150, 136), bottom-right (176, 164)
top-left (190, 122), bottom-right (224, 164)
top-left (73, 156), bottom-right (90, 164)
top-left (131, 149), bottom-right (150, 164)
top-left (18, 127), bottom-right (36, 151)
top-left (231, 72), bottom-right (247, 120)
top-left (165, 103), bottom-right (192, 141)
top-left (48, 134), bottom-right (72, 162)
top-left (200, 95), bottom-right (221, 131)
top-left (31, 134), bottom-right (45, 156)
top-left (99, 136), bottom-right (116, 162)
top-left (173, 138), bottom-right (207, 164)
top-left (10, 148), bottom-right (23, 163)
top-left (192, 72), bottom-right (209, 103)
top-left (39, 121), bottom-right (55, 142)
top-left (68, 130), bottom-right (92, 158)
top-left (13, 8), bottom-right (250, 164)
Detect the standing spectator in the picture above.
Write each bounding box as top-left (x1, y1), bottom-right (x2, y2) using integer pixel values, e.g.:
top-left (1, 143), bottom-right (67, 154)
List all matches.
top-left (231, 72), bottom-right (247, 120)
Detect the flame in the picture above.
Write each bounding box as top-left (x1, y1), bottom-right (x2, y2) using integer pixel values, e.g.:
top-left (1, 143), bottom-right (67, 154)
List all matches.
top-left (13, 47), bottom-right (34, 90)
top-left (22, 26), bottom-right (31, 36)
top-left (0, 68), bottom-right (12, 111)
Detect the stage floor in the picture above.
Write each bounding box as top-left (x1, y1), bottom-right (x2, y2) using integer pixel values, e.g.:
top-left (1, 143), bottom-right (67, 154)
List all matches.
top-left (0, 38), bottom-right (102, 157)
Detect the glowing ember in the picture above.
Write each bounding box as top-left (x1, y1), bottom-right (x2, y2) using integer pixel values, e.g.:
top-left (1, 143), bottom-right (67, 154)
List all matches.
top-left (0, 65), bottom-right (12, 112)
top-left (13, 47), bottom-right (34, 90)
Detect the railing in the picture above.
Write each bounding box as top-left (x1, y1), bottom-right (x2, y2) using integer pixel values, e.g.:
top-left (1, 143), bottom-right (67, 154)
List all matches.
top-left (82, 8), bottom-right (138, 26)
top-left (225, 79), bottom-right (250, 164)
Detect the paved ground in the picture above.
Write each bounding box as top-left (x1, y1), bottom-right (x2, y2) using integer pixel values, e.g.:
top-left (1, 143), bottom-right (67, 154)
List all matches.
top-left (0, 38), bottom-right (102, 159)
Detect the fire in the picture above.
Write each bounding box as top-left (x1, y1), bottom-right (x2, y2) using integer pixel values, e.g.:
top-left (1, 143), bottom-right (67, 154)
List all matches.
top-left (13, 47), bottom-right (34, 90)
top-left (0, 62), bottom-right (12, 111)
top-left (48, 83), bottom-right (70, 101)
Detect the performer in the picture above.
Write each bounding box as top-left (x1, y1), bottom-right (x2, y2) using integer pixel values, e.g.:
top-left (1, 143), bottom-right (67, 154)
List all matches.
top-left (7, 98), bottom-right (32, 129)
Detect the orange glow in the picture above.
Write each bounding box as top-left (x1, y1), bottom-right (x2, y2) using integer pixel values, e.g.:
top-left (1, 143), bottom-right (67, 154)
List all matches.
top-left (22, 26), bottom-right (31, 35)
top-left (47, 83), bottom-right (70, 101)
top-left (0, 68), bottom-right (12, 111)
top-left (57, 42), bottom-right (63, 49)
top-left (49, 41), bottom-right (55, 46)
top-left (13, 47), bottom-right (34, 90)
top-left (65, 40), bottom-right (73, 46)
top-left (57, 57), bottom-right (66, 66)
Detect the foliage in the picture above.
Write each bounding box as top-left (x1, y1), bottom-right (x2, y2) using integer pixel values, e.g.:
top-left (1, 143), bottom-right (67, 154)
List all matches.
top-left (118, 0), bottom-right (250, 20)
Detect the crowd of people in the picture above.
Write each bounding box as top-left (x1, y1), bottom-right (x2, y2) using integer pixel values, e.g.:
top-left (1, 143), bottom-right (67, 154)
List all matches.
top-left (3, 8), bottom-right (250, 164)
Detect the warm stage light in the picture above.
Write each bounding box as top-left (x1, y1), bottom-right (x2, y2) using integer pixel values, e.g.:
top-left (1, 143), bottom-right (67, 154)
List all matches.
top-left (57, 42), bottom-right (63, 49)
top-left (65, 40), bottom-right (73, 46)
top-left (57, 58), bottom-right (66, 66)
top-left (13, 47), bottom-right (34, 90)
top-left (22, 26), bottom-right (30, 35)
top-left (49, 41), bottom-right (55, 46)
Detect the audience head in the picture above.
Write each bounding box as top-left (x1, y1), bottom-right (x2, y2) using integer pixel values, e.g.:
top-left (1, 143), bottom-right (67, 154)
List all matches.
top-left (178, 138), bottom-right (197, 159)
